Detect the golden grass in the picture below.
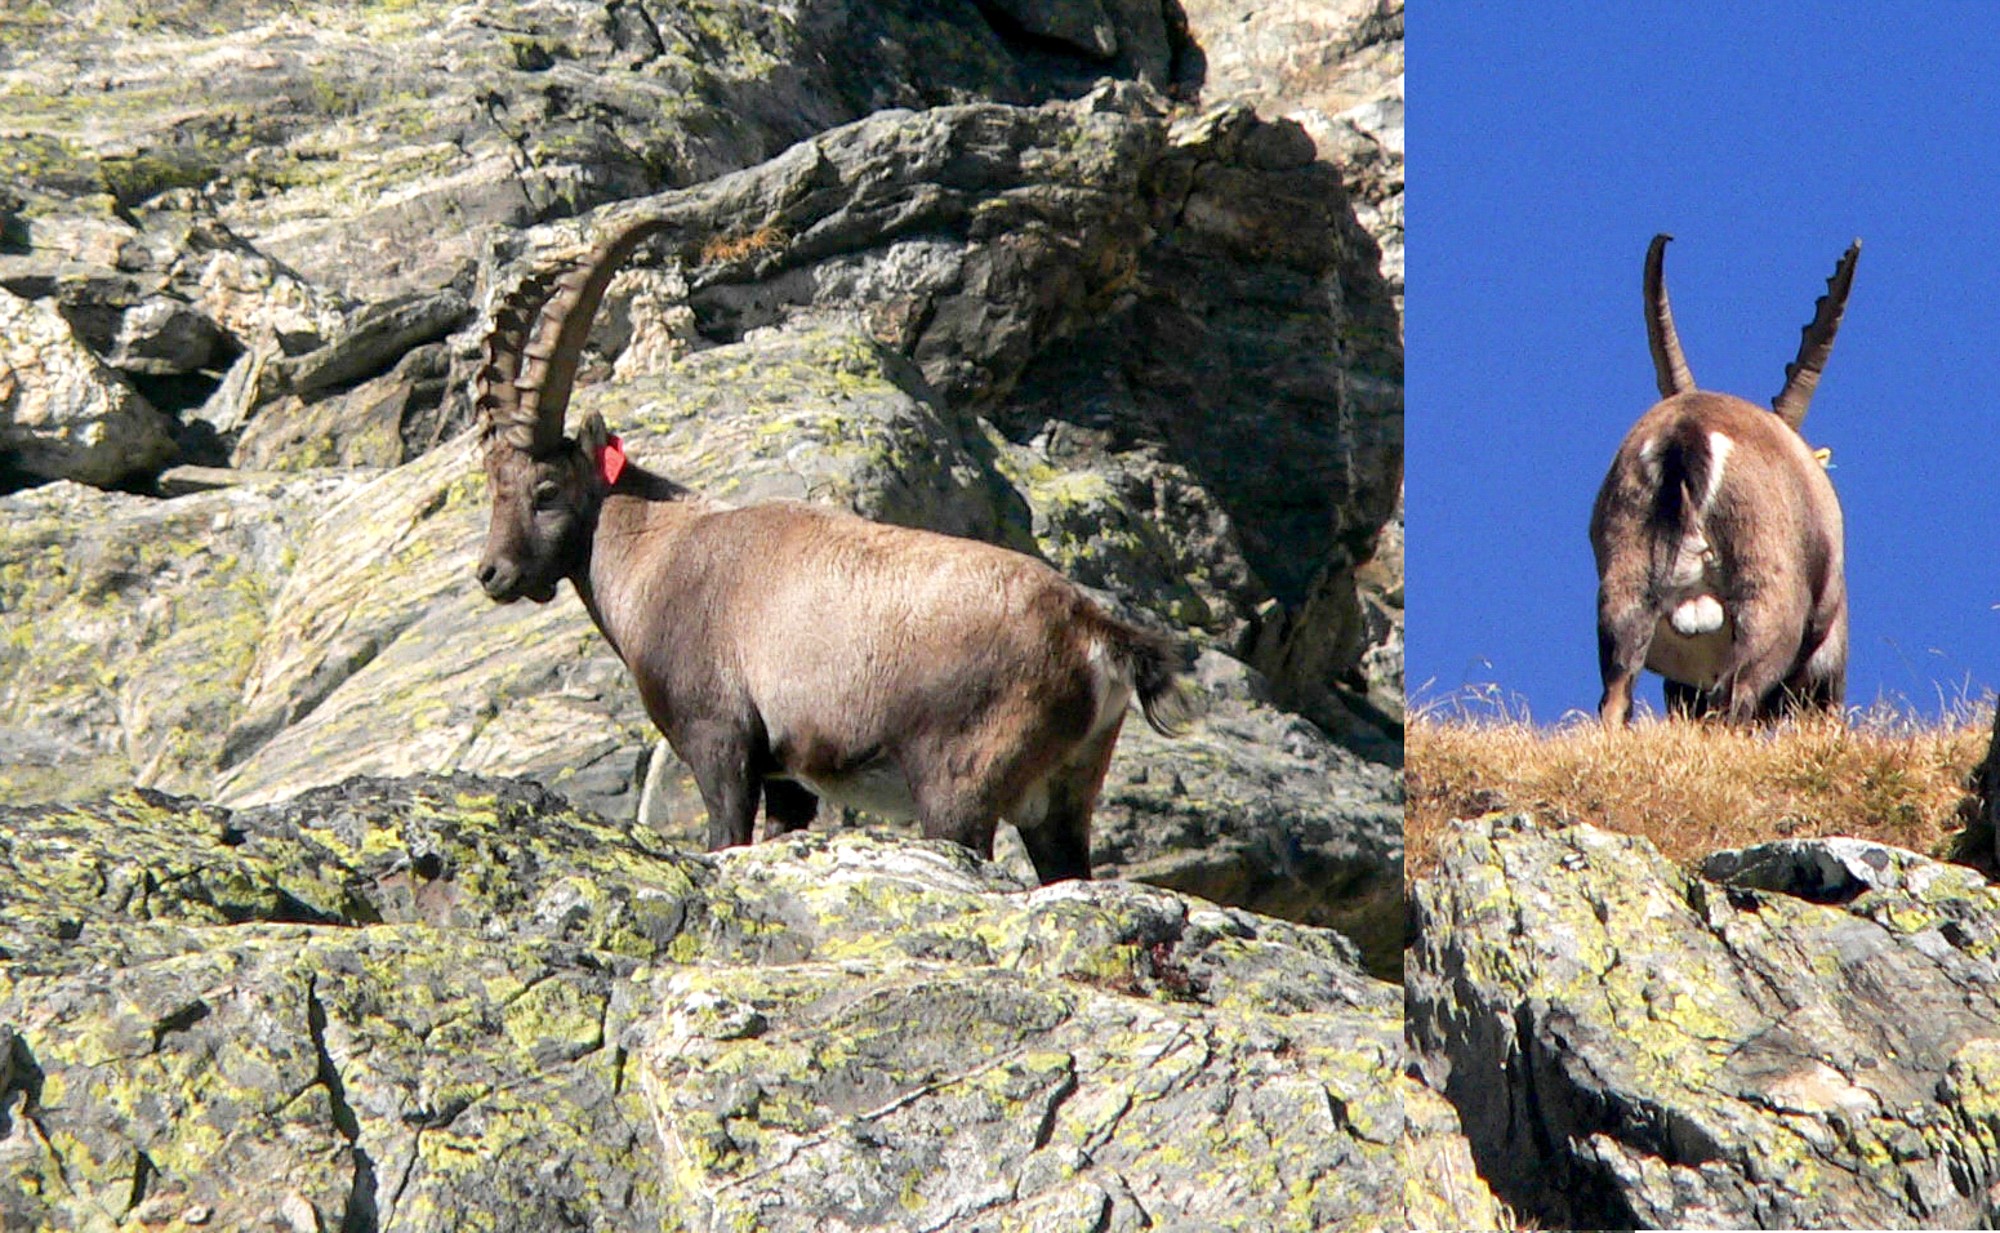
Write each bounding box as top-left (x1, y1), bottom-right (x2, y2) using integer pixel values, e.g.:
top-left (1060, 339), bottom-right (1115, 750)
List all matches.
top-left (1408, 707), bottom-right (1994, 881)
top-left (698, 224), bottom-right (787, 265)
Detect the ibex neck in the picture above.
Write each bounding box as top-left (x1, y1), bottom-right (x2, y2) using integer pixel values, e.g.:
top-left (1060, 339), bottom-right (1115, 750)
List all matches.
top-left (569, 474), bottom-right (704, 658)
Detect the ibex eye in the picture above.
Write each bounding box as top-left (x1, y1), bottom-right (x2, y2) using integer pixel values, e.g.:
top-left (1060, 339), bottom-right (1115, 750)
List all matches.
top-left (532, 480), bottom-right (562, 510)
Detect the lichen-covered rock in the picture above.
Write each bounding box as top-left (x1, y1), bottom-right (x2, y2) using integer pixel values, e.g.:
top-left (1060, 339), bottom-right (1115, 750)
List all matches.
top-left (1410, 814), bottom-right (2000, 1230)
top-left (1399, 1077), bottom-right (1506, 1232)
top-left (0, 775), bottom-right (1404, 1232)
top-left (1088, 653), bottom-right (1403, 978)
top-left (0, 474), bottom-right (359, 803)
top-left (2, 12), bottom-right (1400, 989)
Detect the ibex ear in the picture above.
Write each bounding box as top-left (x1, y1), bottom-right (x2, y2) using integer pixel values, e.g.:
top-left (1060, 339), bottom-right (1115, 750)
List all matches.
top-left (577, 410), bottom-right (627, 488)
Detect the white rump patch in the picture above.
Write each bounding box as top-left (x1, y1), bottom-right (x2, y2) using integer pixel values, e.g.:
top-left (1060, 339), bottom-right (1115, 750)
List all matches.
top-left (1084, 637), bottom-right (1131, 738)
top-left (1702, 431), bottom-right (1734, 512)
top-left (1636, 436), bottom-right (1661, 484)
top-left (1670, 595), bottom-right (1726, 637)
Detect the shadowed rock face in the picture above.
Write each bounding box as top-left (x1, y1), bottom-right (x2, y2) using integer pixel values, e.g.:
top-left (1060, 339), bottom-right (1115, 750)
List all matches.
top-left (0, 775), bottom-right (1405, 1231)
top-left (1411, 814), bottom-right (2000, 1231)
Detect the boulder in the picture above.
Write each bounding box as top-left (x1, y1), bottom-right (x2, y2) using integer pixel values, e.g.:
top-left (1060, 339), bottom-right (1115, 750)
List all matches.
top-left (1410, 813), bottom-right (2000, 1230)
top-left (0, 775), bottom-right (1404, 1232)
top-left (0, 290), bottom-right (178, 487)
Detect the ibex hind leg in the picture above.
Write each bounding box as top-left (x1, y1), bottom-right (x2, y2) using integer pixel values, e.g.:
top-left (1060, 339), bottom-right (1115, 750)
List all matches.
top-left (907, 742), bottom-right (1033, 864)
top-left (1778, 668), bottom-right (1845, 718)
top-left (1014, 721), bottom-right (1122, 884)
top-left (1597, 609), bottom-right (1654, 727)
top-left (1663, 678), bottom-right (1715, 720)
top-left (1717, 604), bottom-right (1805, 723)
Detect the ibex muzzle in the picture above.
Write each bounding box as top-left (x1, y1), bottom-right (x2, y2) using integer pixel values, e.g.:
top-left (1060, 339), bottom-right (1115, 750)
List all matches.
top-left (1591, 234), bottom-right (1860, 726)
top-left (474, 217), bottom-right (1194, 882)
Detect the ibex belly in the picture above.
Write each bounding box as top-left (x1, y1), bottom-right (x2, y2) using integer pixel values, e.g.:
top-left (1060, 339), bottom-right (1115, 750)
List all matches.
top-left (1647, 611), bottom-right (1731, 688)
top-left (783, 758), bottom-right (918, 822)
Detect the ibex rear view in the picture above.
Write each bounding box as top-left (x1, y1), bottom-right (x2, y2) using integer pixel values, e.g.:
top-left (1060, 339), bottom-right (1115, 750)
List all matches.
top-left (474, 218), bottom-right (1192, 881)
top-left (1591, 234), bottom-right (1860, 726)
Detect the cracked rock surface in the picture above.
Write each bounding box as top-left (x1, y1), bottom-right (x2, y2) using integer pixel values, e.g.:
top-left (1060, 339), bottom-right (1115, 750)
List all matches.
top-left (0, 775), bottom-right (1403, 1231)
top-left (1409, 814), bottom-right (2000, 1230)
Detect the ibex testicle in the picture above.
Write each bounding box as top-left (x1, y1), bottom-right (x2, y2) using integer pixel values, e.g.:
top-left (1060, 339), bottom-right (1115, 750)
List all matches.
top-left (474, 218), bottom-right (1193, 881)
top-left (1590, 234), bottom-right (1860, 726)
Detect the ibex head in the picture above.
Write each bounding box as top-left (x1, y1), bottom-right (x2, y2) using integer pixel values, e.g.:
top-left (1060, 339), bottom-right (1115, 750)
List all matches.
top-left (1590, 234), bottom-right (1860, 726)
top-left (475, 223), bottom-right (668, 603)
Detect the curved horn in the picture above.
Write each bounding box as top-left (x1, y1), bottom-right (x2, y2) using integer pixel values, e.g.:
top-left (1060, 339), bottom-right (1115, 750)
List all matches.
top-left (475, 268), bottom-right (562, 453)
top-left (1771, 239), bottom-right (1861, 432)
top-left (1645, 233), bottom-right (1695, 399)
top-left (478, 217), bottom-right (682, 456)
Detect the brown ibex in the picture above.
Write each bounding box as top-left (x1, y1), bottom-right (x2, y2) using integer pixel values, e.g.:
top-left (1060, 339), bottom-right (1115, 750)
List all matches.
top-left (474, 218), bottom-right (1192, 881)
top-left (1590, 233), bottom-right (1860, 726)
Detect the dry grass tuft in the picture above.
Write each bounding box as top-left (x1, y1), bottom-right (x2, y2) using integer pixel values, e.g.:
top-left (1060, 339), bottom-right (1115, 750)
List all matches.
top-left (698, 224), bottom-right (787, 266)
top-left (1408, 703), bottom-right (1994, 881)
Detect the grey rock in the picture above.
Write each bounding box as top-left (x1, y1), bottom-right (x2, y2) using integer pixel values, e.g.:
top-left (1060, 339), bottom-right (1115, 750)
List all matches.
top-left (106, 296), bottom-right (228, 375)
top-left (1411, 814), bottom-right (2000, 1230)
top-left (1177, 0), bottom-right (1404, 730)
top-left (232, 339), bottom-right (457, 472)
top-left (1702, 835), bottom-right (1958, 901)
top-left (0, 775), bottom-right (1404, 1232)
top-left (0, 473), bottom-right (361, 802)
top-left (0, 288), bottom-right (179, 486)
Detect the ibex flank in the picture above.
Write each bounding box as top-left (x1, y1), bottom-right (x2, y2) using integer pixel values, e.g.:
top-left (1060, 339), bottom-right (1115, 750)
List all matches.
top-left (1590, 234), bottom-right (1860, 726)
top-left (474, 217), bottom-right (1193, 882)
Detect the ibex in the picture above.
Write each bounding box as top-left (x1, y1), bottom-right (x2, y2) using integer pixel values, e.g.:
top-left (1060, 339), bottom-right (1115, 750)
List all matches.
top-left (474, 218), bottom-right (1192, 882)
top-left (1590, 234), bottom-right (1860, 726)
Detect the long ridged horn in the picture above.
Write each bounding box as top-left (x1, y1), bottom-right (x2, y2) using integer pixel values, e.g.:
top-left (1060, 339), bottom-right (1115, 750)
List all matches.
top-left (1771, 239), bottom-right (1861, 432)
top-left (476, 268), bottom-right (563, 453)
top-left (478, 217), bottom-right (680, 455)
top-left (1645, 233), bottom-right (1695, 399)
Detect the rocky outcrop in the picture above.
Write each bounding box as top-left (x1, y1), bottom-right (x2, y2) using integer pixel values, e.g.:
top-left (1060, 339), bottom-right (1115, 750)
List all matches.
top-left (1176, 0), bottom-right (1405, 730)
top-left (0, 776), bottom-right (1404, 1231)
top-left (1410, 814), bottom-right (2000, 1230)
top-left (1178, 0), bottom-right (1402, 302)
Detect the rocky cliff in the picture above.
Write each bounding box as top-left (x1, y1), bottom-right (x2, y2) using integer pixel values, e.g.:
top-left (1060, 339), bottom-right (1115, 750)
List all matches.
top-left (1, 1), bottom-right (1419, 1226)
top-left (1411, 812), bottom-right (2000, 1230)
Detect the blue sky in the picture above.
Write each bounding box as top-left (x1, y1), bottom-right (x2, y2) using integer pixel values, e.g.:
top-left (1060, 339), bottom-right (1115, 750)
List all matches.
top-left (1408, 5), bottom-right (2000, 724)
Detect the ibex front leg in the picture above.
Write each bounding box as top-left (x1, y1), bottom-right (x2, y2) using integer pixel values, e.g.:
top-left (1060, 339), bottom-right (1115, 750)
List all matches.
top-left (680, 721), bottom-right (763, 849)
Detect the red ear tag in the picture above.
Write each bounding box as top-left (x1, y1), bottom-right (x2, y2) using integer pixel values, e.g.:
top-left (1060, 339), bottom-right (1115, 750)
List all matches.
top-left (597, 435), bottom-right (627, 487)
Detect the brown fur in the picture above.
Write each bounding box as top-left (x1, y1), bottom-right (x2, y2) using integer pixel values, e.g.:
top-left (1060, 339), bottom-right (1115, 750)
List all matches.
top-left (475, 220), bottom-right (1192, 881)
top-left (1591, 236), bottom-right (1858, 726)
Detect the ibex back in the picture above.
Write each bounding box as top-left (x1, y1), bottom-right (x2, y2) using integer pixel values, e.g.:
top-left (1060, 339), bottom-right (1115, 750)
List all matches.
top-left (1591, 234), bottom-right (1859, 726)
top-left (474, 218), bottom-right (1193, 881)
